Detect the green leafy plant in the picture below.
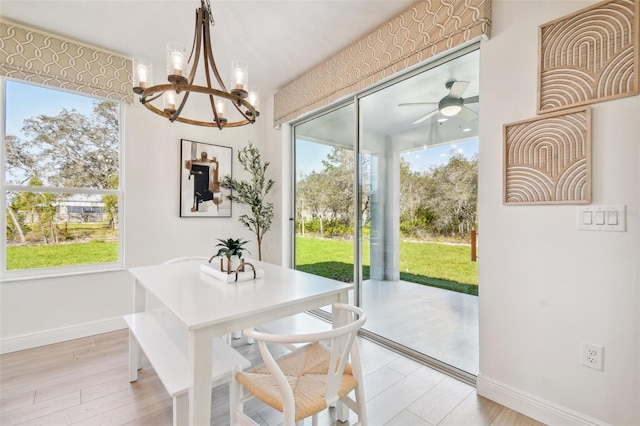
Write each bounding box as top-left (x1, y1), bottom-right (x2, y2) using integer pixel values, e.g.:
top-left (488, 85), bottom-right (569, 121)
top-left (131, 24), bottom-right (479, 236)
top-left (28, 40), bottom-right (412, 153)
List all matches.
top-left (214, 237), bottom-right (250, 261)
top-left (220, 142), bottom-right (274, 260)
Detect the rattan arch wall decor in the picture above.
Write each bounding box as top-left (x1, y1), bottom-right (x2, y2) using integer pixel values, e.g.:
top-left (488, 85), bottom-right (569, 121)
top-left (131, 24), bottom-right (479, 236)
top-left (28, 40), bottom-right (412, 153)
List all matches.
top-left (538, 0), bottom-right (639, 113)
top-left (504, 106), bottom-right (591, 205)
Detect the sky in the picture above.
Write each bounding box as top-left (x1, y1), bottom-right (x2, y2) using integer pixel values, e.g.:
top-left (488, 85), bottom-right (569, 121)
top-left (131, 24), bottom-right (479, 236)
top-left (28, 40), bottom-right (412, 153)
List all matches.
top-left (296, 138), bottom-right (478, 178)
top-left (4, 80), bottom-right (101, 187)
top-left (6, 79), bottom-right (477, 179)
top-left (5, 80), bottom-right (97, 138)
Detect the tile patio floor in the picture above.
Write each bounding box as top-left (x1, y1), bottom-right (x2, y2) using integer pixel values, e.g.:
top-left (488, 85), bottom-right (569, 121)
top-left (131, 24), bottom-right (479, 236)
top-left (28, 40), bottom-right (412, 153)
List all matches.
top-left (361, 279), bottom-right (479, 374)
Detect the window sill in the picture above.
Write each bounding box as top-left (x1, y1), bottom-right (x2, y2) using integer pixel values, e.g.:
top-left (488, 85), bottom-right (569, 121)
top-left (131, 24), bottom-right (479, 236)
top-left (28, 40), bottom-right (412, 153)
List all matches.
top-left (0, 262), bottom-right (125, 283)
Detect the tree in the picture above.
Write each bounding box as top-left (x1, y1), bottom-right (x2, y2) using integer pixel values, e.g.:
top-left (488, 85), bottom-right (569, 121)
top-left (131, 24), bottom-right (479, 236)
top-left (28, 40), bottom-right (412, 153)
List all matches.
top-left (427, 152), bottom-right (478, 238)
top-left (220, 142), bottom-right (275, 261)
top-left (103, 175), bottom-right (119, 232)
top-left (5, 100), bottom-right (120, 245)
top-left (8, 178), bottom-right (59, 244)
top-left (321, 147), bottom-right (355, 225)
top-left (5, 134), bottom-right (38, 184)
top-left (17, 101), bottom-right (119, 189)
top-left (297, 170), bottom-right (332, 235)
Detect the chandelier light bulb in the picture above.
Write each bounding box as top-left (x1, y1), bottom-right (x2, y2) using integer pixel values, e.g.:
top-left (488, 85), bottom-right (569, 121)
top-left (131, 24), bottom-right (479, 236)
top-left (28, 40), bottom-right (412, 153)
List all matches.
top-left (137, 65), bottom-right (148, 85)
top-left (248, 88), bottom-right (259, 107)
top-left (171, 52), bottom-right (184, 74)
top-left (166, 42), bottom-right (188, 81)
top-left (132, 58), bottom-right (153, 94)
top-left (230, 60), bottom-right (248, 93)
top-left (163, 91), bottom-right (177, 114)
top-left (216, 100), bottom-right (228, 123)
top-left (247, 87), bottom-right (260, 117)
top-left (235, 70), bottom-right (244, 88)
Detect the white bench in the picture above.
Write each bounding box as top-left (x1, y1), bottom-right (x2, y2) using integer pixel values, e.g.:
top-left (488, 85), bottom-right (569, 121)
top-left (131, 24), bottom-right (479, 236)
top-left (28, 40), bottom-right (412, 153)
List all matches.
top-left (125, 309), bottom-right (250, 426)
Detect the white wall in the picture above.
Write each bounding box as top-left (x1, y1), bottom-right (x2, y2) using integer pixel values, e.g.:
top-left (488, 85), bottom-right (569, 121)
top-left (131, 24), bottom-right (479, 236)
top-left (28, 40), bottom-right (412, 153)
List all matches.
top-left (476, 1), bottom-right (640, 425)
top-left (0, 85), bottom-right (281, 352)
top-left (3, 3), bottom-right (639, 424)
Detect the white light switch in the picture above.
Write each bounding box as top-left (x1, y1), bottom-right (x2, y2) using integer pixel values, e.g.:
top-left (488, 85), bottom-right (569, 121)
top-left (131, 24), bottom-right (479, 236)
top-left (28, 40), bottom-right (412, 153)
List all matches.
top-left (577, 205), bottom-right (626, 232)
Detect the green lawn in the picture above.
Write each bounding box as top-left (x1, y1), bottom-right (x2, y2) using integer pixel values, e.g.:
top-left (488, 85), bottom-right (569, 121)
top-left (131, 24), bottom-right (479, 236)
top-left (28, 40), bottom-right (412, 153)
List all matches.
top-left (296, 237), bottom-right (478, 295)
top-left (6, 240), bottom-right (118, 270)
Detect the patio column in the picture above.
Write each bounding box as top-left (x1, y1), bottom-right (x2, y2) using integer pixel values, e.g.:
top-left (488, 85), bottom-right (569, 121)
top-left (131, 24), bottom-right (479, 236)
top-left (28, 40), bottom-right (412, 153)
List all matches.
top-left (367, 135), bottom-right (400, 282)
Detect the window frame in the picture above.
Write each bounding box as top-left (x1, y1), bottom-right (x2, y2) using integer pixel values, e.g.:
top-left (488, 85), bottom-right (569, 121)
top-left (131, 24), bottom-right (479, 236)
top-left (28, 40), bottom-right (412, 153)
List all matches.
top-left (0, 77), bottom-right (125, 282)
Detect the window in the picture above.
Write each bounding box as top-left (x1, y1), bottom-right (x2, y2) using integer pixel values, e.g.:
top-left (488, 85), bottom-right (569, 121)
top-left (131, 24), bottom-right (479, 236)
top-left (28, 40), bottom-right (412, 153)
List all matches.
top-left (2, 79), bottom-right (123, 278)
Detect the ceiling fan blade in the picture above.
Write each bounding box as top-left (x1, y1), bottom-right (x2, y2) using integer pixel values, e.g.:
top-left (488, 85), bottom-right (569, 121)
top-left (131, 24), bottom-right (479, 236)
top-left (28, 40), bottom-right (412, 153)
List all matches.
top-left (458, 106), bottom-right (478, 121)
top-left (448, 80), bottom-right (469, 98)
top-left (413, 109), bottom-right (439, 125)
top-left (464, 95), bottom-right (479, 104)
top-left (398, 102), bottom-right (438, 107)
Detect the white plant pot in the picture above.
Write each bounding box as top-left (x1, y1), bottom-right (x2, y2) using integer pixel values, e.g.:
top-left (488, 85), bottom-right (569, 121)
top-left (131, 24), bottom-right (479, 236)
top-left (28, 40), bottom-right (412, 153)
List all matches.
top-left (222, 255), bottom-right (242, 273)
top-left (229, 255), bottom-right (242, 271)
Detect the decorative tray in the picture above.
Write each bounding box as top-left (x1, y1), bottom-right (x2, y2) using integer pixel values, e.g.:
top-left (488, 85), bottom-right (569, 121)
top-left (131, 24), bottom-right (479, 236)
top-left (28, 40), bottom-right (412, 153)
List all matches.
top-left (199, 260), bottom-right (264, 283)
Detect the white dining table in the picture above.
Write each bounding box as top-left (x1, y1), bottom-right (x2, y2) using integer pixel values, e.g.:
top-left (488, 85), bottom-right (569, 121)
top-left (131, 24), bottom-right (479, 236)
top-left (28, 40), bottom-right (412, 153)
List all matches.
top-left (127, 259), bottom-right (354, 426)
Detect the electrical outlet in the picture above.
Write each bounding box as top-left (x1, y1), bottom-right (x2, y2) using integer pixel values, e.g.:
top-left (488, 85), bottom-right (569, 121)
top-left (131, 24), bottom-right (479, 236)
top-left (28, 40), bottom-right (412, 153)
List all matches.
top-left (580, 342), bottom-right (604, 371)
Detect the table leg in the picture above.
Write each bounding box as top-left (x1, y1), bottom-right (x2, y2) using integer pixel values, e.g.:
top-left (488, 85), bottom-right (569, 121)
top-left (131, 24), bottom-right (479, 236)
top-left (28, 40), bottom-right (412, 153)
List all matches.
top-left (334, 292), bottom-right (351, 422)
top-left (128, 330), bottom-right (140, 382)
top-left (189, 328), bottom-right (215, 426)
top-left (129, 279), bottom-right (146, 381)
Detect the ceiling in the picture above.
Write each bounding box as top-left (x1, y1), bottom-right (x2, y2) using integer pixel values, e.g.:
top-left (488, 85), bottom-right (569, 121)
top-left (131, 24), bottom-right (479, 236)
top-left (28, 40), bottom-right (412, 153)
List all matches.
top-left (1, 1), bottom-right (479, 148)
top-left (0, 0), bottom-right (414, 95)
top-left (296, 48), bottom-right (480, 152)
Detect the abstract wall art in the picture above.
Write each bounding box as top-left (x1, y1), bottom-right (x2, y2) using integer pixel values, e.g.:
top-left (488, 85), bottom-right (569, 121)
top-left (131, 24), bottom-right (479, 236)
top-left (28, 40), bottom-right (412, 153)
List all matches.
top-left (180, 140), bottom-right (232, 217)
top-left (538, 0), bottom-right (639, 113)
top-left (504, 106), bottom-right (591, 205)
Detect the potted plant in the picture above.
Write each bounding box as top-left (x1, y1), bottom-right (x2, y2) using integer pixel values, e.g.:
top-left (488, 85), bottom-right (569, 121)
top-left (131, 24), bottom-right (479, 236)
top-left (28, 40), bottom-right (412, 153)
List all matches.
top-left (220, 142), bottom-right (274, 261)
top-left (214, 238), bottom-right (250, 273)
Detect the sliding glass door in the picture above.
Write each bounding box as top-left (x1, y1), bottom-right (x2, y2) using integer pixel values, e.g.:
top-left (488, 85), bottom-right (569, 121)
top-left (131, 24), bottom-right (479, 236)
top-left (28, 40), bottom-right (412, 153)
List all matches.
top-left (294, 104), bottom-right (355, 311)
top-left (292, 46), bottom-right (480, 376)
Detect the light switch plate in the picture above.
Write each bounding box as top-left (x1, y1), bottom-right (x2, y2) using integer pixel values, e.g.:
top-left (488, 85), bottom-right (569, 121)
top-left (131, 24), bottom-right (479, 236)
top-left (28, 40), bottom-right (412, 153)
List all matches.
top-left (577, 205), bottom-right (626, 232)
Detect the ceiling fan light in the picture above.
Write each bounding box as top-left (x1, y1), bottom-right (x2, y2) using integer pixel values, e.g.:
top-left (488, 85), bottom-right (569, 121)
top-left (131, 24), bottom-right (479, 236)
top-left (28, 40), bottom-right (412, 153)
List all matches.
top-left (441, 104), bottom-right (462, 117)
top-left (439, 97), bottom-right (464, 117)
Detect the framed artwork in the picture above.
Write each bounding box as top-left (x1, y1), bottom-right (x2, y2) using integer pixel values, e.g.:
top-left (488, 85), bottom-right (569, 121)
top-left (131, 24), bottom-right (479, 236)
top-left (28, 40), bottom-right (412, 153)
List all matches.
top-left (180, 139), bottom-right (232, 217)
top-left (504, 106), bottom-right (591, 205)
top-left (538, 0), bottom-right (638, 113)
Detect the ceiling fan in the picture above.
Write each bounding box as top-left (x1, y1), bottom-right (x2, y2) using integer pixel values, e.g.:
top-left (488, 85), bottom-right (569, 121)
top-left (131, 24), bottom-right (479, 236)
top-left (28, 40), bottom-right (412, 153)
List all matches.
top-left (398, 80), bottom-right (479, 125)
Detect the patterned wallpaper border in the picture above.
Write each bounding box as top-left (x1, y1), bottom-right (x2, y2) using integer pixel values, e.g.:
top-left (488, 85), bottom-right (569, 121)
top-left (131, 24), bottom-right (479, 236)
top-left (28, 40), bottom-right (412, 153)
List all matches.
top-left (273, 0), bottom-right (491, 127)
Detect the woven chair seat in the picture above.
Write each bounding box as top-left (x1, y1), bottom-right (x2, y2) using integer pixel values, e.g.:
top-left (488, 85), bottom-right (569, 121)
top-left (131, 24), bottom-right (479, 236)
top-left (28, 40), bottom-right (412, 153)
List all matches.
top-left (236, 342), bottom-right (358, 421)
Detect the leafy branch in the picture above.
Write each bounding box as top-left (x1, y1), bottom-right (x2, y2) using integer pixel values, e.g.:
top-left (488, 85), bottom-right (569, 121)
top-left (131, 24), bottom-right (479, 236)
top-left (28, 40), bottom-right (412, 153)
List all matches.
top-left (220, 142), bottom-right (274, 260)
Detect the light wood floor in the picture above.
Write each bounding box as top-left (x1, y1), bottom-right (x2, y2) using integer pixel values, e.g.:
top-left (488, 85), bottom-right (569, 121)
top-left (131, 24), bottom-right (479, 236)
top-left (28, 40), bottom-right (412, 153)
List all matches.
top-left (0, 330), bottom-right (545, 426)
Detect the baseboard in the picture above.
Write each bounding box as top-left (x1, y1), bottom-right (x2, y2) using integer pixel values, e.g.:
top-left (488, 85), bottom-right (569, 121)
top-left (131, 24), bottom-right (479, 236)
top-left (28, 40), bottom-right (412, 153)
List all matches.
top-left (0, 317), bottom-right (127, 354)
top-left (476, 374), bottom-right (609, 426)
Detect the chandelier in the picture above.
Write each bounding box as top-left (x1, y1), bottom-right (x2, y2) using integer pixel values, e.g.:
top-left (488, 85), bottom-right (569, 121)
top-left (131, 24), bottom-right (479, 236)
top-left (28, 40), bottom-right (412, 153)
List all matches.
top-left (132, 0), bottom-right (259, 129)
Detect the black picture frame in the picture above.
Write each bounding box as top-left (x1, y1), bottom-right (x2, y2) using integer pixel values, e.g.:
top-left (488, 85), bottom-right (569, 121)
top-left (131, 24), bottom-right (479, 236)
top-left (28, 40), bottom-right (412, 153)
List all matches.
top-left (180, 139), bottom-right (232, 217)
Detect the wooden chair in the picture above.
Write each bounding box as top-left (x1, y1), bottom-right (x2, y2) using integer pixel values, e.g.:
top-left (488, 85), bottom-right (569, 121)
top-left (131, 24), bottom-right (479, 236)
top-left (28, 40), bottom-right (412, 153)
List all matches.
top-left (230, 303), bottom-right (367, 426)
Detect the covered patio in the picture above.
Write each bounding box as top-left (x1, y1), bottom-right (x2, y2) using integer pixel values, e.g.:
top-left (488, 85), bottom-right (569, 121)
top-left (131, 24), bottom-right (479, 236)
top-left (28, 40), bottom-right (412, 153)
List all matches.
top-left (361, 279), bottom-right (479, 375)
